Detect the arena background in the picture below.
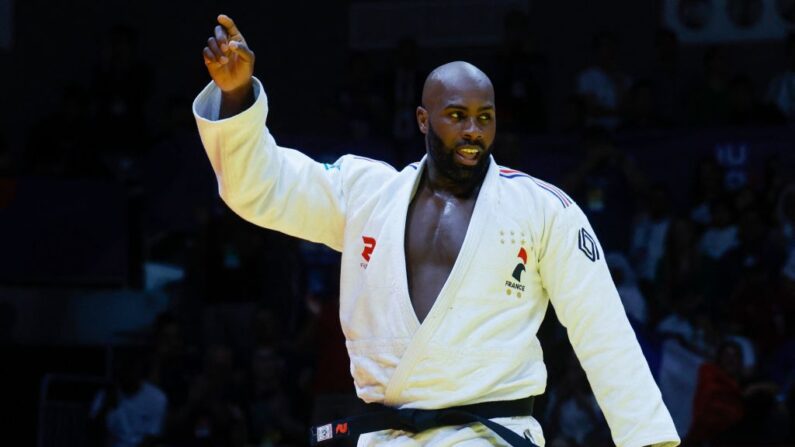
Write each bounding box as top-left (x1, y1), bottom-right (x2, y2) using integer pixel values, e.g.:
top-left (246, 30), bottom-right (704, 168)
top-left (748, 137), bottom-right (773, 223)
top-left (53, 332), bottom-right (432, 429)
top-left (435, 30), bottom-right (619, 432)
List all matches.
top-left (0, 0), bottom-right (794, 446)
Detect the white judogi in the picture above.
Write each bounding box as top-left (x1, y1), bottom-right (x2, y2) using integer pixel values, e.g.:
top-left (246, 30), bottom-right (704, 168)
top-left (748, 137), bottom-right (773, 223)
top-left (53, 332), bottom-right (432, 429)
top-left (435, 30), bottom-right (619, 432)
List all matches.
top-left (193, 78), bottom-right (680, 447)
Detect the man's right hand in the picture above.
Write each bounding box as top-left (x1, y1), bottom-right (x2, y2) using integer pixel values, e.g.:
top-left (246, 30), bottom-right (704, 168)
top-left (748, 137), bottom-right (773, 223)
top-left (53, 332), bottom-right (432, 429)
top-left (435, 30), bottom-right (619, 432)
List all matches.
top-left (202, 14), bottom-right (255, 116)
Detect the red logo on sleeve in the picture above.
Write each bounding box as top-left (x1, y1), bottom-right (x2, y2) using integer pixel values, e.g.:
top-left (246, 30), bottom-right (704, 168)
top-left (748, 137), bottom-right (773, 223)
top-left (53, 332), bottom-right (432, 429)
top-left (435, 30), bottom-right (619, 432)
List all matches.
top-left (335, 422), bottom-right (349, 434)
top-left (361, 236), bottom-right (376, 262)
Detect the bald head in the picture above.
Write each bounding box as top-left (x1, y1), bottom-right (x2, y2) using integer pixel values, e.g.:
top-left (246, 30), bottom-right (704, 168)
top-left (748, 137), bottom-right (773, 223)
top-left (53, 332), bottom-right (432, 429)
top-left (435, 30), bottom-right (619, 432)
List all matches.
top-left (421, 61), bottom-right (494, 109)
top-left (415, 62), bottom-right (496, 189)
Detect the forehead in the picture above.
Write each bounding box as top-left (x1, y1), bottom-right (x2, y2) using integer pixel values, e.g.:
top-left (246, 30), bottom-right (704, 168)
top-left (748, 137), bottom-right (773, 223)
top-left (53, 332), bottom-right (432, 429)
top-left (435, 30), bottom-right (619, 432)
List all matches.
top-left (426, 76), bottom-right (494, 110)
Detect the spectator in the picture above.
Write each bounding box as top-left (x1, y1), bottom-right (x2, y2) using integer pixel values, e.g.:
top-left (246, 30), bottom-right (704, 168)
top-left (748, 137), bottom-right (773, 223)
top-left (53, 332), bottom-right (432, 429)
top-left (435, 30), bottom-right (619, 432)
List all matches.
top-left (697, 197), bottom-right (738, 261)
top-left (144, 96), bottom-right (217, 237)
top-left (338, 52), bottom-right (388, 140)
top-left (607, 253), bottom-right (648, 326)
top-left (762, 155), bottom-right (790, 221)
top-left (89, 348), bottom-right (167, 447)
top-left (654, 216), bottom-right (703, 320)
top-left (687, 340), bottom-right (745, 445)
top-left (576, 32), bottom-right (631, 130)
top-left (766, 32), bottom-right (795, 121)
top-left (763, 329), bottom-right (795, 410)
top-left (733, 380), bottom-right (790, 445)
top-left (545, 354), bottom-right (610, 446)
top-left (621, 79), bottom-right (664, 131)
top-left (721, 204), bottom-right (785, 285)
top-left (630, 184), bottom-right (673, 286)
top-left (779, 236), bottom-right (795, 308)
top-left (386, 37), bottom-right (424, 147)
top-left (688, 46), bottom-right (732, 127)
top-left (689, 157), bottom-right (726, 227)
top-left (169, 344), bottom-right (247, 447)
top-left (93, 24), bottom-right (154, 163)
top-left (727, 74), bottom-right (784, 126)
top-left (656, 287), bottom-right (709, 353)
top-left (776, 183), bottom-right (795, 249)
top-left (649, 28), bottom-right (683, 126)
top-left (148, 313), bottom-right (196, 413)
top-left (689, 338), bottom-right (789, 445)
top-left (562, 127), bottom-right (648, 253)
top-left (494, 9), bottom-right (548, 133)
top-left (561, 94), bottom-right (587, 134)
top-left (722, 206), bottom-right (788, 350)
top-left (245, 347), bottom-right (304, 445)
top-left (201, 208), bottom-right (271, 304)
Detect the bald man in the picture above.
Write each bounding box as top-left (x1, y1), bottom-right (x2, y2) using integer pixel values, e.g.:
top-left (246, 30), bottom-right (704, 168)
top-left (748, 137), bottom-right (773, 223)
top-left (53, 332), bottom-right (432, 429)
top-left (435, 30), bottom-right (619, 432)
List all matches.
top-left (194, 15), bottom-right (680, 447)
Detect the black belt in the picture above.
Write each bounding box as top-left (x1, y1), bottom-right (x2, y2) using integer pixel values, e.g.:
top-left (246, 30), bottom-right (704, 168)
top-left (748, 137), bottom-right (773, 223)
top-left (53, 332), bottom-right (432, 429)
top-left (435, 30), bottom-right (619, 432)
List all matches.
top-left (309, 396), bottom-right (538, 447)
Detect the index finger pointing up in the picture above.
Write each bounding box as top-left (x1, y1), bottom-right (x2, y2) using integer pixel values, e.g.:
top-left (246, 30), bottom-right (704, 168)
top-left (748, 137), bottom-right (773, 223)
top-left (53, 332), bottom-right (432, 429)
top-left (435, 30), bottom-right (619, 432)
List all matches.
top-left (217, 14), bottom-right (243, 40)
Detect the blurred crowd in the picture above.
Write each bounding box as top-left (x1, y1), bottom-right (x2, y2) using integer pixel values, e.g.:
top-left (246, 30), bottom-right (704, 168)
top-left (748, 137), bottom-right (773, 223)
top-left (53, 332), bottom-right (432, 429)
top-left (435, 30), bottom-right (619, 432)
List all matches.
top-left (542, 127), bottom-right (795, 446)
top-left (2, 8), bottom-right (795, 447)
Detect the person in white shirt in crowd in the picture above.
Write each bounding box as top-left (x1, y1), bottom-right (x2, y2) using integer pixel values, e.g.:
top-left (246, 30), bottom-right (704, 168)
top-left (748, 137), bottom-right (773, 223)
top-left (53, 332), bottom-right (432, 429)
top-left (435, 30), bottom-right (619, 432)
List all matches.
top-left (90, 349), bottom-right (167, 447)
top-left (606, 252), bottom-right (648, 326)
top-left (697, 198), bottom-right (738, 261)
top-left (576, 32), bottom-right (631, 130)
top-left (631, 185), bottom-right (673, 288)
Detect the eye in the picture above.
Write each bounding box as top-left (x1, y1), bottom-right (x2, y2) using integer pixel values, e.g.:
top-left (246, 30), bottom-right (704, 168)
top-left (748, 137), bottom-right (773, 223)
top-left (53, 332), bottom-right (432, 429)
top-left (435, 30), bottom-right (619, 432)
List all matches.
top-left (449, 111), bottom-right (463, 120)
top-left (478, 113), bottom-right (492, 122)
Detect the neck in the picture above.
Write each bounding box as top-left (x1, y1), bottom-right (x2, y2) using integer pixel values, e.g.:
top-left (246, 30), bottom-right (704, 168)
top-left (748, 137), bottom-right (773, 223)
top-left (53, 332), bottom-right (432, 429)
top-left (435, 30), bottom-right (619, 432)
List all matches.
top-left (423, 157), bottom-right (489, 198)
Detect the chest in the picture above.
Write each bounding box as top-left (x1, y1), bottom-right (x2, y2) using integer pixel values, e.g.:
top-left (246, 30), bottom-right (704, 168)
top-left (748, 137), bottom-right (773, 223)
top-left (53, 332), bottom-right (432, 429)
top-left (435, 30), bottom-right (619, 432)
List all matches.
top-left (404, 193), bottom-right (476, 321)
top-left (405, 195), bottom-right (475, 264)
top-left (338, 172), bottom-right (547, 340)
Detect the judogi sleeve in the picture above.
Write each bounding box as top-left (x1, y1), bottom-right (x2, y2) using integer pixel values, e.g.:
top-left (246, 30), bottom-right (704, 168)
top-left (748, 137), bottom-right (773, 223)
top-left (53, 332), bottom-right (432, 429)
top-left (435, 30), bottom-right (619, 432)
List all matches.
top-left (538, 204), bottom-right (680, 447)
top-left (192, 77), bottom-right (346, 251)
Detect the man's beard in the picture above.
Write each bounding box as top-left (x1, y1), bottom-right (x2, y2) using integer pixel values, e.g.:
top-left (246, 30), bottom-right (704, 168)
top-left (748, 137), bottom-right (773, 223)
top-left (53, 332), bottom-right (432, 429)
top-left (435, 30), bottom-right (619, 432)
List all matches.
top-left (426, 121), bottom-right (491, 185)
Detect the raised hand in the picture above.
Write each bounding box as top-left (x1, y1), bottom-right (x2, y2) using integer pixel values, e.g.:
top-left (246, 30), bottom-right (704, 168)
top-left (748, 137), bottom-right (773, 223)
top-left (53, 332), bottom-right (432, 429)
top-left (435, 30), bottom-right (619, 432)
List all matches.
top-left (202, 14), bottom-right (255, 105)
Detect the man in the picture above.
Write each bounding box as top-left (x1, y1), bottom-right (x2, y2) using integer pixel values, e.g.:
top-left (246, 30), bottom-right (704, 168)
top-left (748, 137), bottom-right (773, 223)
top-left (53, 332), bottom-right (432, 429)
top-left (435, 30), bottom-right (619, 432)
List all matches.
top-left (89, 350), bottom-right (167, 447)
top-left (576, 32), bottom-right (631, 130)
top-left (194, 14), bottom-right (679, 447)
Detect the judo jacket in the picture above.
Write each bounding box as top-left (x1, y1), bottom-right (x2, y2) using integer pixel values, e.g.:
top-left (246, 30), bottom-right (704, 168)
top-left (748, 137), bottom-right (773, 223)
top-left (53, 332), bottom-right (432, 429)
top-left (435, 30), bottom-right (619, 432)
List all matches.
top-left (194, 78), bottom-right (680, 447)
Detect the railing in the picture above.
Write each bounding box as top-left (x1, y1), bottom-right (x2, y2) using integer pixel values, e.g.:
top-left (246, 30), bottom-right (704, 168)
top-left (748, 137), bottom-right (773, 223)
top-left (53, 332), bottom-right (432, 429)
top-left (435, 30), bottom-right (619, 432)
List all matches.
top-left (37, 372), bottom-right (110, 447)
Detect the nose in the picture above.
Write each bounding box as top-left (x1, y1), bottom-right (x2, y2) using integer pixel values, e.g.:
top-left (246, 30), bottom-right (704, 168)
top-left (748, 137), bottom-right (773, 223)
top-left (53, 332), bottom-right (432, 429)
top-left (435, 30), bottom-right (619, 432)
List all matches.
top-left (462, 117), bottom-right (484, 143)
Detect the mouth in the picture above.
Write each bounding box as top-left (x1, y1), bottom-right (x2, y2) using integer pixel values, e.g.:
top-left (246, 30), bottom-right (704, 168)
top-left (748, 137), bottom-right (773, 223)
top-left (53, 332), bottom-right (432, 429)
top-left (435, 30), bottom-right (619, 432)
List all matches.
top-left (454, 145), bottom-right (482, 166)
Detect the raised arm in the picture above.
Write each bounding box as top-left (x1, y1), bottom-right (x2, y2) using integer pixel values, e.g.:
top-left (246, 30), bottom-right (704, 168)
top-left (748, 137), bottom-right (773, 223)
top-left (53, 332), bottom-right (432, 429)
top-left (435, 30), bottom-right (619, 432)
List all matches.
top-left (194, 15), bottom-right (360, 251)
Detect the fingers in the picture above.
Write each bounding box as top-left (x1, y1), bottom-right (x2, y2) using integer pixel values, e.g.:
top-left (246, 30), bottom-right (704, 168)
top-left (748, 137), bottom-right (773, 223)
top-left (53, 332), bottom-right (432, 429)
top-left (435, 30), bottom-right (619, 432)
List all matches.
top-left (227, 40), bottom-right (254, 63)
top-left (202, 47), bottom-right (221, 67)
top-left (214, 25), bottom-right (229, 52)
top-left (203, 14), bottom-right (254, 69)
top-left (217, 14), bottom-right (244, 41)
top-left (206, 37), bottom-right (228, 64)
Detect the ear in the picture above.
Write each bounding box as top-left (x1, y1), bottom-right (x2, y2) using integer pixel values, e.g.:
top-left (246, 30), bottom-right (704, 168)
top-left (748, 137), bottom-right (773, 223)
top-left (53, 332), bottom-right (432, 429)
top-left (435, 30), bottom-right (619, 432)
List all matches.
top-left (416, 106), bottom-right (428, 134)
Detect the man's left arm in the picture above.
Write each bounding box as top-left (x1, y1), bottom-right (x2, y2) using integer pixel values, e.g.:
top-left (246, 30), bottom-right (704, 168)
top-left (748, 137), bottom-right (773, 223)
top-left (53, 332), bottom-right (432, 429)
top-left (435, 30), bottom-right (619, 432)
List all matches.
top-left (538, 204), bottom-right (680, 447)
